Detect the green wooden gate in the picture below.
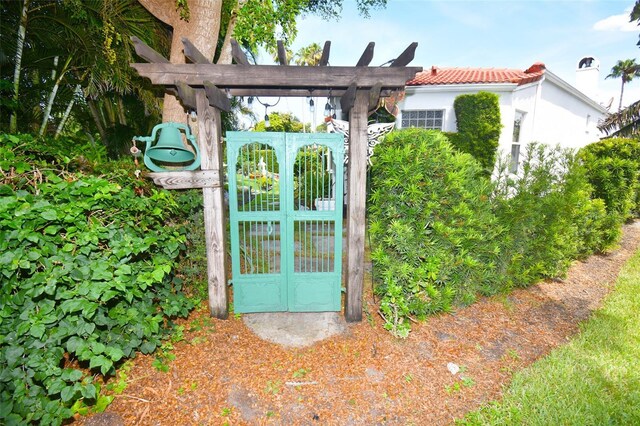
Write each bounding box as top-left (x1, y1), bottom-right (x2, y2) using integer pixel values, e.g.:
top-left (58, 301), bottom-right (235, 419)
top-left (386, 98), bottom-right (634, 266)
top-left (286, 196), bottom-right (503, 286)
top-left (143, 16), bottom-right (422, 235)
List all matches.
top-left (227, 132), bottom-right (344, 313)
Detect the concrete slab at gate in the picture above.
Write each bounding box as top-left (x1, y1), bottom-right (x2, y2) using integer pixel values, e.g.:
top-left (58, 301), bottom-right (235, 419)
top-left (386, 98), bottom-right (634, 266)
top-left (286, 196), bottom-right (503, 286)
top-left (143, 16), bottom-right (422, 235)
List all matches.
top-left (243, 312), bottom-right (347, 347)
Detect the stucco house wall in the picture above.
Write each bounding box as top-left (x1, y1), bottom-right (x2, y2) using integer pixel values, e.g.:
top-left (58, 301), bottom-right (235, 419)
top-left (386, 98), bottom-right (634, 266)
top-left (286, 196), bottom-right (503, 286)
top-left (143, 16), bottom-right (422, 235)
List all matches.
top-left (396, 63), bottom-right (608, 160)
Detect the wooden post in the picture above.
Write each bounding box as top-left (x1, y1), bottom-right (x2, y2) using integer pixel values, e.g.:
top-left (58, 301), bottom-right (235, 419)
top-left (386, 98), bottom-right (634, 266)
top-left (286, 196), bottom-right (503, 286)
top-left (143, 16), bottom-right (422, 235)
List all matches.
top-left (345, 90), bottom-right (368, 322)
top-left (196, 89), bottom-right (229, 318)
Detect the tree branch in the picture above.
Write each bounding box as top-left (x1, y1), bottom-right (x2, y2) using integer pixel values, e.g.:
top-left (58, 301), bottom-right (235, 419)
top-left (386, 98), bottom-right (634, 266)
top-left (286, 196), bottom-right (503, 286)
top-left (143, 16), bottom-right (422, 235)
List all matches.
top-left (137, 0), bottom-right (175, 26)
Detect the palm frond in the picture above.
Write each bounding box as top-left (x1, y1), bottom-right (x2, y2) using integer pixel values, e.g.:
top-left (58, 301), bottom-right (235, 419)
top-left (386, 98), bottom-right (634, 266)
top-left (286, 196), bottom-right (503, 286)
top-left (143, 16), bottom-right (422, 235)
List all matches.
top-left (598, 99), bottom-right (640, 137)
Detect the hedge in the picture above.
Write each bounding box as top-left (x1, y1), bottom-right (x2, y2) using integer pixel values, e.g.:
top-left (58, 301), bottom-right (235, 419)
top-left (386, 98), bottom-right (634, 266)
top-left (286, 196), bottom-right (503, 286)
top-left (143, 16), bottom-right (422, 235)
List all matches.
top-left (579, 137), bottom-right (640, 220)
top-left (369, 129), bottom-right (506, 337)
top-left (369, 129), bottom-right (619, 337)
top-left (449, 91), bottom-right (502, 176)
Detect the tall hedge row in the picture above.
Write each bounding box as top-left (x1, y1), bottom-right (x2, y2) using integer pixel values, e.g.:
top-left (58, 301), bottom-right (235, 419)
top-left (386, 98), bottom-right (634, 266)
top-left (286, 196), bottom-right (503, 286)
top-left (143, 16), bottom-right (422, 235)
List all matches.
top-left (578, 137), bottom-right (640, 220)
top-left (369, 129), bottom-right (621, 337)
top-left (0, 134), bottom-right (197, 425)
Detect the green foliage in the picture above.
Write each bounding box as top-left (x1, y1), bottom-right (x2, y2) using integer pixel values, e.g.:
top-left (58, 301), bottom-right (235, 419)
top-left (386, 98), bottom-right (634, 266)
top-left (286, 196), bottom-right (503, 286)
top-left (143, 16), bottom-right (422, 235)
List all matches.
top-left (369, 130), bottom-right (624, 337)
top-left (579, 137), bottom-right (640, 220)
top-left (254, 112), bottom-right (308, 133)
top-left (459, 247), bottom-right (640, 425)
top-left (449, 92), bottom-right (502, 176)
top-left (296, 170), bottom-right (332, 209)
top-left (492, 143), bottom-right (618, 288)
top-left (294, 148), bottom-right (332, 209)
top-left (369, 129), bottom-right (505, 337)
top-left (0, 134), bottom-right (195, 424)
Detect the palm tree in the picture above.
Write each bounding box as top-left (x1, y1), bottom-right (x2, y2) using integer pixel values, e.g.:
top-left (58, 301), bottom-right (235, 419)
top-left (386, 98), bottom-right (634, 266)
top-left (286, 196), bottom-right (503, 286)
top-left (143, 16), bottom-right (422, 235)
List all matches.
top-left (294, 43), bottom-right (323, 66)
top-left (606, 59), bottom-right (640, 112)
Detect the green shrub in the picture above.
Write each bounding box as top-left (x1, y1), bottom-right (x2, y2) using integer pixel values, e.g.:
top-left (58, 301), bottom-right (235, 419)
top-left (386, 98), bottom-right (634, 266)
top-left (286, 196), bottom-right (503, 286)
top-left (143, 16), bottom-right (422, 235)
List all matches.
top-left (0, 134), bottom-right (195, 425)
top-left (293, 147), bottom-right (332, 209)
top-left (449, 92), bottom-right (502, 176)
top-left (370, 133), bottom-right (621, 338)
top-left (369, 129), bottom-right (506, 337)
top-left (579, 137), bottom-right (640, 219)
top-left (492, 143), bottom-right (617, 288)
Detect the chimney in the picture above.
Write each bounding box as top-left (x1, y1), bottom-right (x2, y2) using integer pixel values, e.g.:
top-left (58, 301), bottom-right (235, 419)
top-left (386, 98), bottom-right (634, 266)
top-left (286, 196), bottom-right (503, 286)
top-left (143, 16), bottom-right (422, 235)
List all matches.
top-left (431, 66), bottom-right (437, 76)
top-left (575, 56), bottom-right (600, 100)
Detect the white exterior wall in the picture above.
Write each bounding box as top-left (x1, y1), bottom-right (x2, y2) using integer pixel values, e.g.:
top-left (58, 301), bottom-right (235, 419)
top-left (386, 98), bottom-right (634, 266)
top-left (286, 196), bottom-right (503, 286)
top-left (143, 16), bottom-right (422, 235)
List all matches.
top-left (398, 84), bottom-right (515, 149)
top-left (511, 83), bottom-right (539, 144)
top-left (533, 79), bottom-right (605, 150)
top-left (398, 76), bottom-right (606, 155)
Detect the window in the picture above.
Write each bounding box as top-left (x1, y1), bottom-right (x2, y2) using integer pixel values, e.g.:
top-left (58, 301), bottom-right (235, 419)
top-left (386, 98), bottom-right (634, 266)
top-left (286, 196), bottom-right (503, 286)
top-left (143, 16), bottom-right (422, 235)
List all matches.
top-left (401, 109), bottom-right (444, 130)
top-left (511, 111), bottom-right (525, 173)
top-left (509, 144), bottom-right (521, 174)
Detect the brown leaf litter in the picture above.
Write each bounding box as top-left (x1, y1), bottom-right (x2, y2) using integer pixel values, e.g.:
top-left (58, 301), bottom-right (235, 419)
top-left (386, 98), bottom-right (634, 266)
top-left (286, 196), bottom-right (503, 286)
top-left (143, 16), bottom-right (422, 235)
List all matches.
top-left (78, 221), bottom-right (640, 426)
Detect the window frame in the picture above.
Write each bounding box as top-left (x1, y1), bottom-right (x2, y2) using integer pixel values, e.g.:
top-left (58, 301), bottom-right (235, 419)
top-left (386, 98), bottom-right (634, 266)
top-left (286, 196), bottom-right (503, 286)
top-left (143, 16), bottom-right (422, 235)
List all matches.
top-left (510, 111), bottom-right (526, 174)
top-left (400, 109), bottom-right (445, 130)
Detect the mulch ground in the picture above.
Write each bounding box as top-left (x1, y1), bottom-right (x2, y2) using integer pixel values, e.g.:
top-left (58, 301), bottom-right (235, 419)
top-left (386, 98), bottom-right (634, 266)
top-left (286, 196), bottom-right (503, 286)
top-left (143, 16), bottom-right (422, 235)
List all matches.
top-left (80, 221), bottom-right (640, 426)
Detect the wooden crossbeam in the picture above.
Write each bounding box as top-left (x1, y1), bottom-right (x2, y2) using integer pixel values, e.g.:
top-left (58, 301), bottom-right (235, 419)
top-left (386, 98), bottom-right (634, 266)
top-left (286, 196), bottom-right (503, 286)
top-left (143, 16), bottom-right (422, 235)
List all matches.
top-left (390, 42), bottom-right (418, 67)
top-left (131, 36), bottom-right (169, 63)
top-left (368, 81), bottom-right (382, 113)
top-left (176, 82), bottom-right (197, 109)
top-left (225, 88), bottom-right (393, 97)
top-left (356, 42), bottom-right (375, 67)
top-left (182, 37), bottom-right (211, 64)
top-left (230, 39), bottom-right (250, 66)
top-left (319, 41), bottom-right (331, 66)
top-left (277, 40), bottom-right (288, 65)
top-left (131, 63), bottom-right (422, 90)
top-left (204, 81), bottom-right (232, 112)
top-left (340, 82), bottom-right (357, 112)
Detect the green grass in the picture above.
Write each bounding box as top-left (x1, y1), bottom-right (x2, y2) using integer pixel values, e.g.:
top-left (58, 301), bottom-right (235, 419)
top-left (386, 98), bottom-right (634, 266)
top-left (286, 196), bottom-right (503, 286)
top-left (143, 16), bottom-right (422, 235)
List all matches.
top-left (459, 247), bottom-right (640, 426)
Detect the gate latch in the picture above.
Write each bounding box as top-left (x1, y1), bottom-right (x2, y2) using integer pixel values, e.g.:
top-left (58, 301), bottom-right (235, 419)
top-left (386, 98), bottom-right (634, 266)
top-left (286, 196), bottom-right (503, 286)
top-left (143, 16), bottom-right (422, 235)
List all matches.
top-left (267, 221), bottom-right (274, 235)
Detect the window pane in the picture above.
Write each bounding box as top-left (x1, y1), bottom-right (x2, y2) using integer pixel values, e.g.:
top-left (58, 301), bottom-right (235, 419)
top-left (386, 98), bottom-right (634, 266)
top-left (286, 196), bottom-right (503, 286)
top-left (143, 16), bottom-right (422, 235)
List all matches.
top-left (510, 144), bottom-right (520, 173)
top-left (434, 110), bottom-right (443, 119)
top-left (418, 111), bottom-right (426, 119)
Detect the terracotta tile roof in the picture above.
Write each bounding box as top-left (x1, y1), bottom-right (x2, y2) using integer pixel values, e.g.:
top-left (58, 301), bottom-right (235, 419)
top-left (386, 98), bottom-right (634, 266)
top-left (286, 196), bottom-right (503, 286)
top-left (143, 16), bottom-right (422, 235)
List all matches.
top-left (407, 62), bottom-right (546, 86)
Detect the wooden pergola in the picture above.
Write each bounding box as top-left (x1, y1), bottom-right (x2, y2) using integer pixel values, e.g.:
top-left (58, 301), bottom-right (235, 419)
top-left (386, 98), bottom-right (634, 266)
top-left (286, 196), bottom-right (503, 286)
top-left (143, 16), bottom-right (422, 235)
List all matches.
top-left (131, 37), bottom-right (421, 322)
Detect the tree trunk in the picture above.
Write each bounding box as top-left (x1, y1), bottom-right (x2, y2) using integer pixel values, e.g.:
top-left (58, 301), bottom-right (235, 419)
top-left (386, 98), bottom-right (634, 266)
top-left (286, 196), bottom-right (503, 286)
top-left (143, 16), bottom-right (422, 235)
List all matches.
top-left (117, 96), bottom-right (127, 125)
top-left (218, 0), bottom-right (246, 64)
top-left (138, 0), bottom-right (223, 123)
top-left (55, 84), bottom-right (82, 138)
top-left (39, 56), bottom-right (72, 137)
top-left (619, 81), bottom-right (625, 112)
top-left (87, 98), bottom-right (108, 143)
top-left (10, 0), bottom-right (30, 133)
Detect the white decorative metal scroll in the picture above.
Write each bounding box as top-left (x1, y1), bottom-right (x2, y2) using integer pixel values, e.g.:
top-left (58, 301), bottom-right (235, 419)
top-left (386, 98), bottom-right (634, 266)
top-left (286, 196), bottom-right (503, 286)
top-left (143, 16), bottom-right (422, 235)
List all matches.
top-left (327, 118), bottom-right (395, 166)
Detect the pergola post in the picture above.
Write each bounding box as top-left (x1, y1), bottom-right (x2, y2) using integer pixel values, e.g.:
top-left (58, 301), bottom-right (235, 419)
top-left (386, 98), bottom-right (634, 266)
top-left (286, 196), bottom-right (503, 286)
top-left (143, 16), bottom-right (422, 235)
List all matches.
top-left (345, 90), bottom-right (369, 322)
top-left (195, 89), bottom-right (229, 318)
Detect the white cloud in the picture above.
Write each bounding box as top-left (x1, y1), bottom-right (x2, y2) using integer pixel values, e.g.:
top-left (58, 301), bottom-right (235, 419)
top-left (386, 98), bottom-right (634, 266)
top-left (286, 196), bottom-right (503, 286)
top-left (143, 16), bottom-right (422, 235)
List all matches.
top-left (593, 13), bottom-right (637, 32)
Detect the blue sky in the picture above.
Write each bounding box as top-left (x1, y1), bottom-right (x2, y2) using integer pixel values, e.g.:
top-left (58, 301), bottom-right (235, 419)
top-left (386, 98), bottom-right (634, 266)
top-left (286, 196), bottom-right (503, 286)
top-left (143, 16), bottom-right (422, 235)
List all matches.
top-left (251, 0), bottom-right (639, 126)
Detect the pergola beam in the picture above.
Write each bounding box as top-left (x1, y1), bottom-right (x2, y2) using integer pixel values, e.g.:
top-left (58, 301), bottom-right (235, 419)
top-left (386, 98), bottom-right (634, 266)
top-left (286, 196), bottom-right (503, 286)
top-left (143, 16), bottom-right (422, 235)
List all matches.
top-left (182, 37), bottom-right (211, 64)
top-left (356, 42), bottom-right (375, 67)
top-left (390, 42), bottom-right (418, 67)
top-left (131, 36), bottom-right (169, 64)
top-left (230, 39), bottom-right (250, 65)
top-left (319, 41), bottom-right (331, 66)
top-left (131, 63), bottom-right (420, 91)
